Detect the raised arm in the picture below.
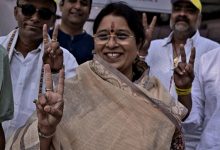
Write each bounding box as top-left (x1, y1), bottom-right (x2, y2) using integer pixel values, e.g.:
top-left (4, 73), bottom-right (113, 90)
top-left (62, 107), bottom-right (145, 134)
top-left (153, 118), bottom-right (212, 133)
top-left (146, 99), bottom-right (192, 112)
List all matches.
top-left (139, 13), bottom-right (157, 60)
top-left (35, 64), bottom-right (64, 150)
top-left (174, 45), bottom-right (196, 120)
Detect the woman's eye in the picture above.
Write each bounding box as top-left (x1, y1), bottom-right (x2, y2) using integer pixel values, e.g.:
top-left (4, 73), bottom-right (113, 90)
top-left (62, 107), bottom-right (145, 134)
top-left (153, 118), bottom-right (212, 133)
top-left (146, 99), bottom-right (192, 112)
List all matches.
top-left (97, 34), bottom-right (109, 40)
top-left (117, 34), bottom-right (129, 40)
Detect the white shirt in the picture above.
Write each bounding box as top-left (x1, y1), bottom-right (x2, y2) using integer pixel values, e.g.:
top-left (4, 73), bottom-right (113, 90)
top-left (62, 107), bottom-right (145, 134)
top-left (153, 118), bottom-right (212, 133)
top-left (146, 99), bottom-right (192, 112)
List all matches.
top-left (146, 31), bottom-right (219, 149)
top-left (0, 29), bottom-right (78, 140)
top-left (184, 47), bottom-right (220, 150)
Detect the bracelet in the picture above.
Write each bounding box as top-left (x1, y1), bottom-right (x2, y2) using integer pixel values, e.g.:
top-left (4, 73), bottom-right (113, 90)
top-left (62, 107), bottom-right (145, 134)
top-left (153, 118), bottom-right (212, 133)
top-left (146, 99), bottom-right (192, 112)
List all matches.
top-left (175, 86), bottom-right (192, 96)
top-left (38, 130), bottom-right (55, 139)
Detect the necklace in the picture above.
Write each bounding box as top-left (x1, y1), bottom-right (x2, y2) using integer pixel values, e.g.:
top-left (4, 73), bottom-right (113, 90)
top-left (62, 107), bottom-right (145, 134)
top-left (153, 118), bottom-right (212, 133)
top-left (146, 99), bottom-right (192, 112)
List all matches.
top-left (172, 43), bottom-right (180, 69)
top-left (173, 56), bottom-right (179, 69)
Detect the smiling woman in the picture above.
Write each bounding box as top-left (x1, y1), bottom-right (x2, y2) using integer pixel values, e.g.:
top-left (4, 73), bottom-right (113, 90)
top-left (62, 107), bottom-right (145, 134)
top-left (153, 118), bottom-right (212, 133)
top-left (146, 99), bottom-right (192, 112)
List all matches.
top-left (6, 2), bottom-right (193, 150)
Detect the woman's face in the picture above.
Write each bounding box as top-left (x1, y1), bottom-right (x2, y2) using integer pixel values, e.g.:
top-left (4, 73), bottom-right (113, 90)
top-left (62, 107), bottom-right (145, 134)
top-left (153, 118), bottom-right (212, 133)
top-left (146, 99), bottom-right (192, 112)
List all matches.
top-left (94, 14), bottom-right (138, 78)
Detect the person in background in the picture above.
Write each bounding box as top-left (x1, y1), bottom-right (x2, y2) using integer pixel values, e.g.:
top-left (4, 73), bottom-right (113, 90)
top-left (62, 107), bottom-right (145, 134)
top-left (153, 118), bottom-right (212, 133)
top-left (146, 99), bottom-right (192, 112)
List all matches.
top-left (144, 0), bottom-right (219, 149)
top-left (49, 0), bottom-right (94, 64)
top-left (184, 46), bottom-right (220, 149)
top-left (6, 2), bottom-right (195, 150)
top-left (0, 0), bottom-right (78, 140)
top-left (0, 45), bottom-right (13, 150)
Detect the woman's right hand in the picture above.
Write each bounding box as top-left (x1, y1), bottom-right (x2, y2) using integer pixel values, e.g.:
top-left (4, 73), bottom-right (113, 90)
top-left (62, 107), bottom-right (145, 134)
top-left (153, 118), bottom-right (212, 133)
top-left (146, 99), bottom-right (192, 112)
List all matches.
top-left (35, 64), bottom-right (64, 136)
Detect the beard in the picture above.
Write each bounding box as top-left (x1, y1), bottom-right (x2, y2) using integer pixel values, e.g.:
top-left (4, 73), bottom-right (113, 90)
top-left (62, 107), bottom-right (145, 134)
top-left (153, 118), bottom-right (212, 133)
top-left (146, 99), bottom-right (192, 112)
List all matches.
top-left (170, 15), bottom-right (200, 33)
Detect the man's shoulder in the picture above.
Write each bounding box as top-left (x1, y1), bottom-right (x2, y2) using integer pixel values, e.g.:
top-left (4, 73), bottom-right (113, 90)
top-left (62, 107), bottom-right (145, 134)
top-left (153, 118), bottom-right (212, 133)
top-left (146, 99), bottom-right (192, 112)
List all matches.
top-left (197, 35), bottom-right (219, 47)
top-left (151, 38), bottom-right (166, 44)
top-left (60, 46), bottom-right (73, 56)
top-left (0, 35), bottom-right (7, 43)
top-left (148, 38), bottom-right (168, 52)
top-left (202, 47), bottom-right (220, 59)
top-left (80, 32), bottom-right (93, 40)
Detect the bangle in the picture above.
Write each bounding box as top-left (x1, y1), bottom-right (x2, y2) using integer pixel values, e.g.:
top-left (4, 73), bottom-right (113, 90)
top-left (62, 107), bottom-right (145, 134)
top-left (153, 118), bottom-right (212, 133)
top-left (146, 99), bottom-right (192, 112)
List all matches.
top-left (139, 55), bottom-right (146, 60)
top-left (38, 130), bottom-right (55, 139)
top-left (175, 86), bottom-right (191, 96)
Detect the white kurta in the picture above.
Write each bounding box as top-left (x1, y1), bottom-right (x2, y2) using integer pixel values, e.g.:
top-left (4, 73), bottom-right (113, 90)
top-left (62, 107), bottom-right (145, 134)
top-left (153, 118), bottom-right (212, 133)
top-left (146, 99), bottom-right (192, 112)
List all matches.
top-left (184, 47), bottom-right (220, 150)
top-left (0, 29), bottom-right (78, 140)
top-left (146, 31), bottom-right (219, 149)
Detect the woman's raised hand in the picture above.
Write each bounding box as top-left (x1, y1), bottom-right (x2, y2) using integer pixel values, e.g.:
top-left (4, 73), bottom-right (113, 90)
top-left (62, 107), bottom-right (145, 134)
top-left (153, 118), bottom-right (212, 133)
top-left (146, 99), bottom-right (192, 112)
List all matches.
top-left (35, 64), bottom-right (64, 136)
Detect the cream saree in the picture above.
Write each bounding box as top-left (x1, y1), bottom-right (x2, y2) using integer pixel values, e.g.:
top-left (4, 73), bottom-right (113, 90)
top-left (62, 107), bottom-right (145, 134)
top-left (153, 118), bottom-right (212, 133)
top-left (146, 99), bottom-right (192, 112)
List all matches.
top-left (6, 56), bottom-right (187, 150)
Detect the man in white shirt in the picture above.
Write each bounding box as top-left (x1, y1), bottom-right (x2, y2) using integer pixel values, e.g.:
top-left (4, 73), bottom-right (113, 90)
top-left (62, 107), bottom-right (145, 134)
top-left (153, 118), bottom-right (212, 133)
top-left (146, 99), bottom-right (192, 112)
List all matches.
top-left (185, 47), bottom-right (220, 149)
top-left (0, 0), bottom-right (78, 140)
top-left (145, 0), bottom-right (219, 149)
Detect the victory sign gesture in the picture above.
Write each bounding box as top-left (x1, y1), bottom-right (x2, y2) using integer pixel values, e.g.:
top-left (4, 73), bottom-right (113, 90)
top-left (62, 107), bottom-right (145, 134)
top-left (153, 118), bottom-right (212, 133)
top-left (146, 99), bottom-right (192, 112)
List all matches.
top-left (42, 24), bottom-right (63, 73)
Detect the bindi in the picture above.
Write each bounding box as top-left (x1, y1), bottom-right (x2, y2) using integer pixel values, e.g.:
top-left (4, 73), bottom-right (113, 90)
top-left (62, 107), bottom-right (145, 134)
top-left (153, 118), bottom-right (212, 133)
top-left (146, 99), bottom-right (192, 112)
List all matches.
top-left (110, 22), bottom-right (115, 34)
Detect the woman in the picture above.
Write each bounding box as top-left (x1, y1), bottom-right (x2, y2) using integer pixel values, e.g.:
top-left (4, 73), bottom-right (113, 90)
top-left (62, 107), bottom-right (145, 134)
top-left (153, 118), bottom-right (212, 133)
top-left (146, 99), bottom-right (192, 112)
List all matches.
top-left (0, 45), bottom-right (13, 150)
top-left (6, 2), bottom-right (195, 150)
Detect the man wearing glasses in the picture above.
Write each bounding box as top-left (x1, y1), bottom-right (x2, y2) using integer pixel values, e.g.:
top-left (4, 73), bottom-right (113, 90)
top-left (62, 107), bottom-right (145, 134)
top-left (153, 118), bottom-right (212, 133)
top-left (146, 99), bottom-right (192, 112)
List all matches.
top-left (0, 0), bottom-right (78, 140)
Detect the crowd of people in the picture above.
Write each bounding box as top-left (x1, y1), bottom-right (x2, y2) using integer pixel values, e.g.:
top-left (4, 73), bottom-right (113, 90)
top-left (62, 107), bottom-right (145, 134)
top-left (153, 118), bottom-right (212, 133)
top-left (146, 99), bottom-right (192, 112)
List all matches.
top-left (0, 0), bottom-right (219, 149)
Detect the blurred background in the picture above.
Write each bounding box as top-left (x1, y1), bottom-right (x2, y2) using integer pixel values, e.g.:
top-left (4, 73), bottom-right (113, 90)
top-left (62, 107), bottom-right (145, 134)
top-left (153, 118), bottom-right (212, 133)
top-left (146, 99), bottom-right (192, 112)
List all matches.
top-left (1, 0), bottom-right (220, 43)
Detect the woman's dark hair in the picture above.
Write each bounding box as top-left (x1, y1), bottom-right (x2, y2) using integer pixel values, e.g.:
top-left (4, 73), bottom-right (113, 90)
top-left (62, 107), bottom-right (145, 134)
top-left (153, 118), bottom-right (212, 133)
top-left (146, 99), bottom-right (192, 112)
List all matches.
top-left (93, 2), bottom-right (145, 46)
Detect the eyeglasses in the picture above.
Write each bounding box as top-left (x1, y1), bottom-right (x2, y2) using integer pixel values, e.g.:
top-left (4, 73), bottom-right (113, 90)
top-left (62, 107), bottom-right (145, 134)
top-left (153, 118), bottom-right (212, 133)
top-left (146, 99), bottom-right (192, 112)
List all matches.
top-left (17, 4), bottom-right (56, 20)
top-left (93, 32), bottom-right (135, 45)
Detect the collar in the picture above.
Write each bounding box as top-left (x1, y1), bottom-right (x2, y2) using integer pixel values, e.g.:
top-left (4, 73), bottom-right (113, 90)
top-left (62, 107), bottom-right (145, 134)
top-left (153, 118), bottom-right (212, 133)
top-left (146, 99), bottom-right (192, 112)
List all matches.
top-left (6, 28), bottom-right (50, 61)
top-left (161, 30), bottom-right (200, 47)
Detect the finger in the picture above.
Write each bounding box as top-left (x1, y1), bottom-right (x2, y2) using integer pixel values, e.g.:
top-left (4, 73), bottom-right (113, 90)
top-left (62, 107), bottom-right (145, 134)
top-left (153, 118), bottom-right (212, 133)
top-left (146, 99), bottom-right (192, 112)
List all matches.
top-left (185, 63), bottom-right (192, 73)
top-left (44, 101), bottom-right (64, 117)
top-left (142, 13), bottom-right (148, 29)
top-left (50, 42), bottom-right (60, 56)
top-left (35, 99), bottom-right (44, 112)
top-left (189, 47), bottom-right (196, 66)
top-left (38, 94), bottom-right (47, 106)
top-left (44, 64), bottom-right (53, 91)
top-left (174, 66), bottom-right (184, 75)
top-left (178, 62), bottom-right (186, 74)
top-left (185, 63), bottom-right (195, 79)
top-left (57, 67), bottom-right (65, 95)
top-left (180, 44), bottom-right (186, 63)
top-left (43, 24), bottom-right (49, 45)
top-left (149, 16), bottom-right (157, 31)
top-left (54, 48), bottom-right (63, 56)
top-left (52, 24), bottom-right (59, 42)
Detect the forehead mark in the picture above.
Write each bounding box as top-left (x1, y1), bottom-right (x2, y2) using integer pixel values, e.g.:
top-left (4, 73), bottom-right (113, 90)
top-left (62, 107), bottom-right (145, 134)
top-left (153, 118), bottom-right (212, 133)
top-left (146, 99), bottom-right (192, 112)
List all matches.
top-left (110, 22), bottom-right (115, 34)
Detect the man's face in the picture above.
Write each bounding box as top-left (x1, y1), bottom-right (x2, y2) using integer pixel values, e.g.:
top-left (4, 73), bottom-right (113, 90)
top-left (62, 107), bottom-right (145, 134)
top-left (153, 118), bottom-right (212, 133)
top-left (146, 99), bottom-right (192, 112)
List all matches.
top-left (14, 0), bottom-right (56, 41)
top-left (60, 0), bottom-right (91, 27)
top-left (170, 2), bottom-right (201, 34)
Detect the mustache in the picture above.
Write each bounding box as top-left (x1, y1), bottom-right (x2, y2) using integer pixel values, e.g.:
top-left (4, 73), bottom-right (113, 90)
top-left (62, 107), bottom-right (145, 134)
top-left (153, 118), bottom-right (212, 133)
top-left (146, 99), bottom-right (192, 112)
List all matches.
top-left (175, 16), bottom-right (190, 23)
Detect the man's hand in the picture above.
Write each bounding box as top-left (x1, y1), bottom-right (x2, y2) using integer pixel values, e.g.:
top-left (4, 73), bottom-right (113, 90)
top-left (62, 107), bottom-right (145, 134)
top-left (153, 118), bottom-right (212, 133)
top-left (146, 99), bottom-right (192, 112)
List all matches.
top-left (42, 24), bottom-right (63, 73)
top-left (174, 45), bottom-right (196, 89)
top-left (139, 13), bottom-right (157, 57)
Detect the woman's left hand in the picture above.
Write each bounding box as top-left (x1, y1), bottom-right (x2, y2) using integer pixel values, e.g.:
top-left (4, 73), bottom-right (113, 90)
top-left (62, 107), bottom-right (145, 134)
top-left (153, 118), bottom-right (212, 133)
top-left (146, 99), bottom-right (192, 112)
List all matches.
top-left (139, 13), bottom-right (157, 57)
top-left (174, 45), bottom-right (196, 89)
top-left (35, 64), bottom-right (64, 136)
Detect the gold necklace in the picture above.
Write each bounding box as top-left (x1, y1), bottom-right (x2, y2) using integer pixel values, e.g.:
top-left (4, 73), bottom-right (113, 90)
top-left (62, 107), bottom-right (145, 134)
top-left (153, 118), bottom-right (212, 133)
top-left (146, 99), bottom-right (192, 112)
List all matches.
top-left (172, 43), bottom-right (180, 69)
top-left (173, 56), bottom-right (179, 68)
